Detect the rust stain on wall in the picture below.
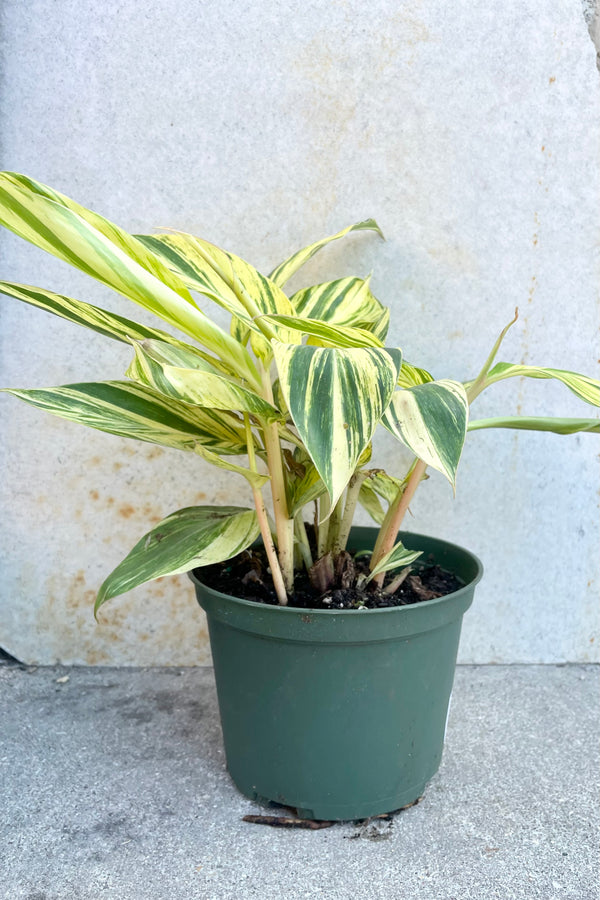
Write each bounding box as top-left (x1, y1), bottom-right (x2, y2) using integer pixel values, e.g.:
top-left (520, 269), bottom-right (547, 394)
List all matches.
top-left (37, 569), bottom-right (211, 665)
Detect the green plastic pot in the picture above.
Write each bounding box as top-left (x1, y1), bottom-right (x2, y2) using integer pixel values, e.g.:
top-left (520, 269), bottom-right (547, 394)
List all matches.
top-left (190, 528), bottom-right (483, 821)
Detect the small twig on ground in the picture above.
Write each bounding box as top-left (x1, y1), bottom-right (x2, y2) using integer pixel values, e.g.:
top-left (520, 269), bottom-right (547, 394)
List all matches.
top-left (242, 815), bottom-right (334, 830)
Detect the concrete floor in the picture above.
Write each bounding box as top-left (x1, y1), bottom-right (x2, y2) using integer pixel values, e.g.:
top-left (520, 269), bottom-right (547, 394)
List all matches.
top-left (1, 661), bottom-right (598, 900)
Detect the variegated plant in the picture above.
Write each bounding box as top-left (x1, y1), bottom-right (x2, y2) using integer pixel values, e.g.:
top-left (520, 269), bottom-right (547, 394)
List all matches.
top-left (1, 172), bottom-right (598, 611)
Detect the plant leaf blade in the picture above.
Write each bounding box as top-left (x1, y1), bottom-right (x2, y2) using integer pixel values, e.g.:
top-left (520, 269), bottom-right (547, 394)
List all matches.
top-left (269, 220), bottom-right (384, 287)
top-left (95, 506), bottom-right (260, 614)
top-left (273, 343), bottom-right (403, 508)
top-left (383, 380), bottom-right (469, 487)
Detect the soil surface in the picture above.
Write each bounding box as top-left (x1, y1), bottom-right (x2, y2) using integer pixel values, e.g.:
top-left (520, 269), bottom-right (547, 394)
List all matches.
top-left (196, 543), bottom-right (462, 611)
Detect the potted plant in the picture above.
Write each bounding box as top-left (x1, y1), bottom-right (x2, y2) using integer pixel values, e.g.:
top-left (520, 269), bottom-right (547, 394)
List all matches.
top-left (1, 172), bottom-right (598, 820)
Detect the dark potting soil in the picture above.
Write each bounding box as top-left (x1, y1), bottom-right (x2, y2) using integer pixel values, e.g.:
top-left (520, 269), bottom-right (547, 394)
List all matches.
top-left (196, 543), bottom-right (463, 611)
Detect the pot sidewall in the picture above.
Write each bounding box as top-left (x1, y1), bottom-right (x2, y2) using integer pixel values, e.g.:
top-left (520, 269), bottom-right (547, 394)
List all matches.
top-left (191, 529), bottom-right (483, 821)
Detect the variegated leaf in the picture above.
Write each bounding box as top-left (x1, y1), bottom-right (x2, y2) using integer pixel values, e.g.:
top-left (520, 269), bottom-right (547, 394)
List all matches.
top-left (2, 380), bottom-right (249, 455)
top-left (127, 339), bottom-right (282, 422)
top-left (0, 281), bottom-right (232, 375)
top-left (383, 380), bottom-right (469, 487)
top-left (269, 220), bottom-right (384, 287)
top-left (288, 461), bottom-right (327, 517)
top-left (258, 314), bottom-right (384, 348)
top-left (137, 231), bottom-right (300, 355)
top-left (468, 416), bottom-right (600, 434)
top-left (136, 233), bottom-right (256, 327)
top-left (357, 481), bottom-right (386, 524)
top-left (358, 470), bottom-right (414, 525)
top-left (95, 506), bottom-right (260, 614)
top-left (397, 361), bottom-right (435, 388)
top-left (486, 362), bottom-right (600, 407)
top-left (0, 173), bottom-right (259, 385)
top-left (290, 277), bottom-right (389, 340)
top-left (365, 541), bottom-right (423, 583)
top-left (273, 343), bottom-right (403, 508)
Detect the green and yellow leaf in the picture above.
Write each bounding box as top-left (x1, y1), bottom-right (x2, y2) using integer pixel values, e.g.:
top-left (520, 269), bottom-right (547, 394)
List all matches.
top-left (269, 220), bottom-right (384, 287)
top-left (95, 506), bottom-right (260, 614)
top-left (0, 172), bottom-right (259, 385)
top-left (468, 416), bottom-right (600, 434)
top-left (290, 277), bottom-right (389, 340)
top-left (127, 339), bottom-right (282, 422)
top-left (273, 343), bottom-right (403, 508)
top-left (137, 231), bottom-right (301, 356)
top-left (259, 314), bottom-right (384, 348)
top-left (383, 380), bottom-right (469, 487)
top-left (2, 379), bottom-right (251, 452)
top-left (397, 361), bottom-right (435, 388)
top-left (365, 541), bottom-right (423, 583)
top-left (485, 362), bottom-right (600, 408)
top-left (0, 281), bottom-right (232, 375)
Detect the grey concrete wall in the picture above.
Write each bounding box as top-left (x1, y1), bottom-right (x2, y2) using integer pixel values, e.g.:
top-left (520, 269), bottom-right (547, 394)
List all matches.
top-left (1, 0), bottom-right (598, 665)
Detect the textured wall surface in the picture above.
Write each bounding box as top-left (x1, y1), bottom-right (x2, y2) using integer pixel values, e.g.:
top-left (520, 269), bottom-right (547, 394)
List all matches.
top-left (0, 0), bottom-right (598, 665)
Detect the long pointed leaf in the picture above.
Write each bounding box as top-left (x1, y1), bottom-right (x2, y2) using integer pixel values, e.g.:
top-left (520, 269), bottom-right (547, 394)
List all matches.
top-left (0, 281), bottom-right (231, 374)
top-left (485, 362), bottom-right (600, 407)
top-left (137, 230), bottom-right (301, 354)
top-left (269, 220), bottom-right (384, 287)
top-left (127, 339), bottom-right (282, 422)
top-left (2, 380), bottom-right (249, 455)
top-left (468, 416), bottom-right (600, 434)
top-left (95, 506), bottom-right (260, 613)
top-left (0, 173), bottom-right (259, 385)
top-left (273, 343), bottom-right (403, 507)
top-left (383, 380), bottom-right (469, 487)
top-left (259, 314), bottom-right (384, 348)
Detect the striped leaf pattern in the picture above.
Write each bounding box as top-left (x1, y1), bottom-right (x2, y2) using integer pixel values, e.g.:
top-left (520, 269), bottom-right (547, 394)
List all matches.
top-left (383, 380), bottom-right (469, 487)
top-left (366, 542), bottom-right (423, 583)
top-left (0, 173), bottom-right (258, 385)
top-left (397, 361), bottom-right (435, 388)
top-left (2, 380), bottom-right (249, 455)
top-left (468, 416), bottom-right (600, 435)
top-left (0, 282), bottom-right (233, 373)
top-left (3, 381), bottom-right (268, 488)
top-left (290, 277), bottom-right (389, 340)
top-left (486, 362), bottom-right (600, 407)
top-left (136, 233), bottom-right (258, 329)
top-left (95, 506), bottom-right (260, 614)
top-left (273, 343), bottom-right (403, 508)
top-left (269, 220), bottom-right (384, 287)
top-left (258, 314), bottom-right (384, 348)
top-left (127, 340), bottom-right (282, 422)
top-left (137, 231), bottom-right (300, 355)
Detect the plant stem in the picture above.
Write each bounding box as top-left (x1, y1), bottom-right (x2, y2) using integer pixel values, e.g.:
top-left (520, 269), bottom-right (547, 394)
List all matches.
top-left (243, 415), bottom-right (288, 605)
top-left (294, 516), bottom-right (313, 570)
top-left (326, 494), bottom-right (344, 555)
top-left (370, 459), bottom-right (427, 587)
top-left (383, 566), bottom-right (412, 596)
top-left (337, 471), bottom-right (367, 552)
top-left (259, 364), bottom-right (295, 592)
top-left (317, 494), bottom-right (331, 557)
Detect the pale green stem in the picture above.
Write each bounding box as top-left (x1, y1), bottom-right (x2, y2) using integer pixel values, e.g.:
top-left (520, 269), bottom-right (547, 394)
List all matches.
top-left (370, 459), bottom-right (428, 587)
top-left (337, 471), bottom-right (367, 552)
top-left (326, 494), bottom-right (344, 556)
top-left (465, 307), bottom-right (519, 404)
top-left (294, 516), bottom-right (313, 570)
top-left (243, 414), bottom-right (288, 605)
top-left (317, 494), bottom-right (331, 557)
top-left (259, 364), bottom-right (295, 592)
